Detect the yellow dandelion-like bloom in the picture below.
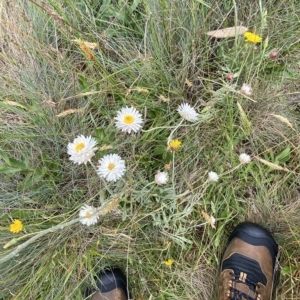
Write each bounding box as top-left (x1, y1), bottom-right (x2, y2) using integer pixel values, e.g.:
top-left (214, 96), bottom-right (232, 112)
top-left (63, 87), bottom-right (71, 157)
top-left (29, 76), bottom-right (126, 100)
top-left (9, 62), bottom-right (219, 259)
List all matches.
top-left (164, 259), bottom-right (174, 267)
top-left (9, 219), bottom-right (23, 233)
top-left (168, 139), bottom-right (182, 151)
top-left (244, 32), bottom-right (262, 43)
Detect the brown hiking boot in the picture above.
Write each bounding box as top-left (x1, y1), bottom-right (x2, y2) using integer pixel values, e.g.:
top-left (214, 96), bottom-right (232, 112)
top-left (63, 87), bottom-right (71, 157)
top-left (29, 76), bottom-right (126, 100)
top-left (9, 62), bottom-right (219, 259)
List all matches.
top-left (218, 222), bottom-right (279, 300)
top-left (88, 267), bottom-right (129, 300)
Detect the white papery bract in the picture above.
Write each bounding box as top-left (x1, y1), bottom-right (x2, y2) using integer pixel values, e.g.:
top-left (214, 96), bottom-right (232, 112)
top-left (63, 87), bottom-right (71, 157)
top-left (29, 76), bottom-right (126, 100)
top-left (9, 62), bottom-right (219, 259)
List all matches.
top-left (79, 204), bottom-right (99, 226)
top-left (210, 215), bottom-right (216, 227)
top-left (177, 103), bottom-right (199, 122)
top-left (208, 171), bottom-right (219, 182)
top-left (67, 135), bottom-right (97, 165)
top-left (97, 154), bottom-right (126, 182)
top-left (239, 153), bottom-right (251, 164)
top-left (114, 106), bottom-right (143, 133)
top-left (154, 171), bottom-right (169, 185)
top-left (240, 83), bottom-right (252, 96)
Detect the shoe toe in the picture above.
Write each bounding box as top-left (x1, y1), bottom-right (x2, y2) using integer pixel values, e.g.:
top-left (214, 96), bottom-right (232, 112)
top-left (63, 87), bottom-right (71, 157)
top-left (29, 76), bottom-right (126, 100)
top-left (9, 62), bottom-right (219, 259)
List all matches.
top-left (95, 267), bottom-right (129, 298)
top-left (228, 222), bottom-right (278, 268)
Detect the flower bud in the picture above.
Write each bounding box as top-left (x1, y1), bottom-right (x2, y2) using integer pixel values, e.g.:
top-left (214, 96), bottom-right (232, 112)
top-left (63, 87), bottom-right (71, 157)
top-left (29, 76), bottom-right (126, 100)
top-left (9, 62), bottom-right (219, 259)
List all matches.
top-left (226, 73), bottom-right (234, 81)
top-left (269, 51), bottom-right (278, 60)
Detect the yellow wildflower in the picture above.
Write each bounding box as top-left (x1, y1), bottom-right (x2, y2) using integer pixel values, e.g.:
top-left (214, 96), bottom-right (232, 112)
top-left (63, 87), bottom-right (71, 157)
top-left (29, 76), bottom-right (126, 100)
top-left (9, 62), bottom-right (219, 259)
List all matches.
top-left (164, 259), bottom-right (174, 267)
top-left (9, 219), bottom-right (23, 233)
top-left (168, 139), bottom-right (182, 151)
top-left (244, 32), bottom-right (262, 43)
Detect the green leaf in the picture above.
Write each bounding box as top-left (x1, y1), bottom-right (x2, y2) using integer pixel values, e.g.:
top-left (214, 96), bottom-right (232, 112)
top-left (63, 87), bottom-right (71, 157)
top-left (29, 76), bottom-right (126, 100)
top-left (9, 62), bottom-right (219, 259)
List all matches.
top-left (128, 0), bottom-right (141, 13)
top-left (195, 0), bottom-right (212, 8)
top-left (214, 232), bottom-right (222, 247)
top-left (275, 147), bottom-right (291, 164)
top-left (220, 210), bottom-right (228, 218)
top-left (95, 128), bottom-right (106, 141)
top-left (0, 150), bottom-right (11, 165)
top-left (9, 158), bottom-right (27, 169)
top-left (18, 171), bottom-right (45, 190)
top-left (78, 75), bottom-right (89, 90)
top-left (153, 146), bottom-right (166, 156)
top-left (281, 265), bottom-right (298, 276)
top-left (0, 165), bottom-right (24, 174)
top-left (23, 152), bottom-right (30, 168)
top-left (211, 201), bottom-right (216, 214)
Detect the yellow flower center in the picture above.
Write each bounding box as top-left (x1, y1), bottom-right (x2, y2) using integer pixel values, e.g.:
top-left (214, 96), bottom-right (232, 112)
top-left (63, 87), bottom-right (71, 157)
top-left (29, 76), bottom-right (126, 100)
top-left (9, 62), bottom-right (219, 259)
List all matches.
top-left (123, 115), bottom-right (134, 124)
top-left (108, 163), bottom-right (115, 171)
top-left (75, 142), bottom-right (85, 152)
top-left (85, 211), bottom-right (91, 218)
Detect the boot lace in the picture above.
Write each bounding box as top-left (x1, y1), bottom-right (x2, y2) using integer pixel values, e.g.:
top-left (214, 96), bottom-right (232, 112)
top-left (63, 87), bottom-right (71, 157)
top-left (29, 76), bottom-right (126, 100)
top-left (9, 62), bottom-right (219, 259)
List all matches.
top-left (225, 272), bottom-right (262, 300)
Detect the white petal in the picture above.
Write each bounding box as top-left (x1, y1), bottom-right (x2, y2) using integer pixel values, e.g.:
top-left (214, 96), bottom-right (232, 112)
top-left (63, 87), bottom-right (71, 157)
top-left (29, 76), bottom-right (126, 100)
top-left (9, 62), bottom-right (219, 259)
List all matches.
top-left (177, 103), bottom-right (199, 122)
top-left (208, 171), bottom-right (219, 182)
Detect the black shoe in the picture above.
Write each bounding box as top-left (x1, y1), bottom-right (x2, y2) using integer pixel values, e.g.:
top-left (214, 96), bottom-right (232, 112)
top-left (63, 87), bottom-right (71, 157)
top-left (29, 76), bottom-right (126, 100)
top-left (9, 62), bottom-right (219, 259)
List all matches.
top-left (88, 267), bottom-right (129, 300)
top-left (217, 222), bottom-right (279, 300)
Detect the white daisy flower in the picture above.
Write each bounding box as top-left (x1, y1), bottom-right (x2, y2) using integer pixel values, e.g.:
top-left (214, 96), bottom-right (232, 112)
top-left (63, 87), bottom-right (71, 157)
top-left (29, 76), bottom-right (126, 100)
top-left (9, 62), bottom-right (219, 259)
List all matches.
top-left (114, 106), bottom-right (143, 133)
top-left (239, 153), bottom-right (251, 164)
top-left (177, 103), bottom-right (199, 122)
top-left (97, 154), bottom-right (126, 182)
top-left (154, 171), bottom-right (169, 185)
top-left (79, 204), bottom-right (99, 226)
top-left (208, 171), bottom-right (219, 182)
top-left (67, 135), bottom-right (97, 165)
top-left (240, 83), bottom-right (252, 96)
